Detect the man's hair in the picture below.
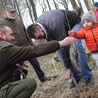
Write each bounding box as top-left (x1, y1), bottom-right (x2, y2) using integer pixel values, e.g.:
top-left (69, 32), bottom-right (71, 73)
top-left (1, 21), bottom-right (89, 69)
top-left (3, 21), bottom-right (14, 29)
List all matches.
top-left (0, 25), bottom-right (6, 34)
top-left (73, 7), bottom-right (83, 17)
top-left (27, 24), bottom-right (38, 38)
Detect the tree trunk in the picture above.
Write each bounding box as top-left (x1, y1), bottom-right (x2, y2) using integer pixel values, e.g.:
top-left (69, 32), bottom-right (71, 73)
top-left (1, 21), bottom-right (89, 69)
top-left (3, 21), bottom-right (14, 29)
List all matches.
top-left (92, 0), bottom-right (94, 3)
top-left (77, 0), bottom-right (84, 13)
top-left (83, 0), bottom-right (95, 18)
top-left (39, 0), bottom-right (47, 13)
top-left (70, 0), bottom-right (78, 9)
top-left (53, 0), bottom-right (59, 9)
top-left (14, 0), bottom-right (23, 24)
top-left (84, 0), bottom-right (94, 12)
top-left (46, 0), bottom-right (51, 10)
top-left (62, 0), bottom-right (68, 10)
top-left (25, 0), bottom-right (34, 23)
top-left (28, 0), bottom-right (37, 21)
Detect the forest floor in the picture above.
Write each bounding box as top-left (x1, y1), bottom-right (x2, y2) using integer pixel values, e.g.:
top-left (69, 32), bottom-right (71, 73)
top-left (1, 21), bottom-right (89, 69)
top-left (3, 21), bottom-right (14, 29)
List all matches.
top-left (26, 53), bottom-right (98, 98)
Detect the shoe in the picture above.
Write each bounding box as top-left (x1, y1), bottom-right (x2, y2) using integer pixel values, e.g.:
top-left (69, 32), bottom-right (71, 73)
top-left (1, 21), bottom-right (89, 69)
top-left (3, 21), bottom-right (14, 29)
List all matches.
top-left (86, 76), bottom-right (95, 87)
top-left (40, 76), bottom-right (51, 82)
top-left (69, 78), bottom-right (80, 89)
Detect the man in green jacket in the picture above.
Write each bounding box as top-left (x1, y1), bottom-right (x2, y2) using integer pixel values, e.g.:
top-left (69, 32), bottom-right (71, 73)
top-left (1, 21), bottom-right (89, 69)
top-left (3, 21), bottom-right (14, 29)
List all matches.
top-left (1, 4), bottom-right (49, 82)
top-left (0, 25), bottom-right (76, 98)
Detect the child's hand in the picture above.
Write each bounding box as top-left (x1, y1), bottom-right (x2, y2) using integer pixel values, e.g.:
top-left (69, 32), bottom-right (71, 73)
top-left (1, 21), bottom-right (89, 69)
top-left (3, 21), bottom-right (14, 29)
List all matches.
top-left (66, 68), bottom-right (72, 78)
top-left (68, 30), bottom-right (76, 37)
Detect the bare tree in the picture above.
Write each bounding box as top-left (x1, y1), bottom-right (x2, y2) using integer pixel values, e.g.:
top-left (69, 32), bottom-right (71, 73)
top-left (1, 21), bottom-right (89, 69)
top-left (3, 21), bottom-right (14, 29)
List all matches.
top-left (46, 0), bottom-right (51, 10)
top-left (70, 0), bottom-right (78, 9)
top-left (84, 0), bottom-right (94, 13)
top-left (77, 0), bottom-right (84, 13)
top-left (39, 0), bottom-right (47, 13)
top-left (92, 0), bottom-right (94, 3)
top-left (25, 0), bottom-right (34, 23)
top-left (28, 0), bottom-right (37, 21)
top-left (14, 0), bottom-right (23, 24)
top-left (0, 1), bottom-right (4, 22)
top-left (53, 0), bottom-right (59, 9)
top-left (56, 0), bottom-right (68, 9)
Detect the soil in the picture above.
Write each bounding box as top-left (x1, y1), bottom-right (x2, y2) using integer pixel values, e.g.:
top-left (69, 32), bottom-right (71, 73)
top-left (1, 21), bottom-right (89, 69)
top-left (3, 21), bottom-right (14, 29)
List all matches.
top-left (30, 54), bottom-right (98, 98)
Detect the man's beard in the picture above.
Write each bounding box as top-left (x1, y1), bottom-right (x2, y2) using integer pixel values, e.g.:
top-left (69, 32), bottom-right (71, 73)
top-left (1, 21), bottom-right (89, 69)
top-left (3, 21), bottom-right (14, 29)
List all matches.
top-left (7, 16), bottom-right (16, 20)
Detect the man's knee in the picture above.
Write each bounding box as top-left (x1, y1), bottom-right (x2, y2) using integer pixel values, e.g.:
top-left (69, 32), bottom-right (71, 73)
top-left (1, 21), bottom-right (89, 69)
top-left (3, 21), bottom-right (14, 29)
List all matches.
top-left (27, 78), bottom-right (37, 93)
top-left (27, 78), bottom-right (37, 89)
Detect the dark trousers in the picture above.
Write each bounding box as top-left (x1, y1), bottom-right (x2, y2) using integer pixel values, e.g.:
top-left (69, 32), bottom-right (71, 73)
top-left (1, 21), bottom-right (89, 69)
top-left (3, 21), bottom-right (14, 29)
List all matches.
top-left (28, 58), bottom-right (45, 80)
top-left (13, 67), bottom-right (28, 81)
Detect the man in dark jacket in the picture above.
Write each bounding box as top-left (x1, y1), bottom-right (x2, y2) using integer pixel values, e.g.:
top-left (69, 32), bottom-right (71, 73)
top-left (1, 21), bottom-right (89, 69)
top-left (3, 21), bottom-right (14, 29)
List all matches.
top-left (27, 9), bottom-right (94, 88)
top-left (1, 4), bottom-right (48, 82)
top-left (0, 25), bottom-right (76, 98)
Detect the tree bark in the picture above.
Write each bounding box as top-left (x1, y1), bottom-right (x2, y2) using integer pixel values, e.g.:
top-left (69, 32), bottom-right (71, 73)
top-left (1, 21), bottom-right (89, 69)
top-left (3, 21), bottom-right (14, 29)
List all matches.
top-left (70, 0), bottom-right (78, 9)
top-left (84, 0), bottom-right (94, 12)
top-left (28, 0), bottom-right (37, 21)
top-left (46, 0), bottom-right (51, 10)
top-left (53, 0), bottom-right (59, 9)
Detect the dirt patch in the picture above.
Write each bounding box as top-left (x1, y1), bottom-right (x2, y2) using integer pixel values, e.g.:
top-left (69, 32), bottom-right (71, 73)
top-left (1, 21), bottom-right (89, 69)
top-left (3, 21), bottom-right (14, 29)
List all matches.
top-left (30, 67), bottom-right (98, 98)
top-left (25, 53), bottom-right (97, 98)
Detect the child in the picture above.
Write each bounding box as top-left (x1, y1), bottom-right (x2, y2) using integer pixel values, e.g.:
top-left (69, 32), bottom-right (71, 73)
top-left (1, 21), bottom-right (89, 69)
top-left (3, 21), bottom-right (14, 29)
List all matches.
top-left (68, 11), bottom-right (98, 67)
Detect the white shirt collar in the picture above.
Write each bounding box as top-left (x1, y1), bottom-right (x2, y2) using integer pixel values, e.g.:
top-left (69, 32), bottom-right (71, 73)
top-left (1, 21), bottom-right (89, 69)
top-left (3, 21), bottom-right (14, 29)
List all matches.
top-left (36, 23), bottom-right (48, 39)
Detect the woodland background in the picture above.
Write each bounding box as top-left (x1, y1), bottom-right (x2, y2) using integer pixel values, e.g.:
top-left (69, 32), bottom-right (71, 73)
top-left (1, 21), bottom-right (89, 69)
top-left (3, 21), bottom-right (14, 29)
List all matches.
top-left (0, 0), bottom-right (96, 27)
top-left (1, 1), bottom-right (98, 98)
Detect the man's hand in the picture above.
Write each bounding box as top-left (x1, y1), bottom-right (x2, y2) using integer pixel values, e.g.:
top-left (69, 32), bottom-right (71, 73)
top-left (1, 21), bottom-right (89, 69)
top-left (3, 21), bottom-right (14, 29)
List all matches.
top-left (59, 37), bottom-right (77, 47)
top-left (68, 30), bottom-right (76, 37)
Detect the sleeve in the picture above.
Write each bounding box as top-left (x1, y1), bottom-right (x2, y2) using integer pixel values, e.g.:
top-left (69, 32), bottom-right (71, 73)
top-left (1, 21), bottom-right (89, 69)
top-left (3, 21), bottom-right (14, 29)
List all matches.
top-left (6, 41), bottom-right (60, 65)
top-left (76, 30), bottom-right (85, 39)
